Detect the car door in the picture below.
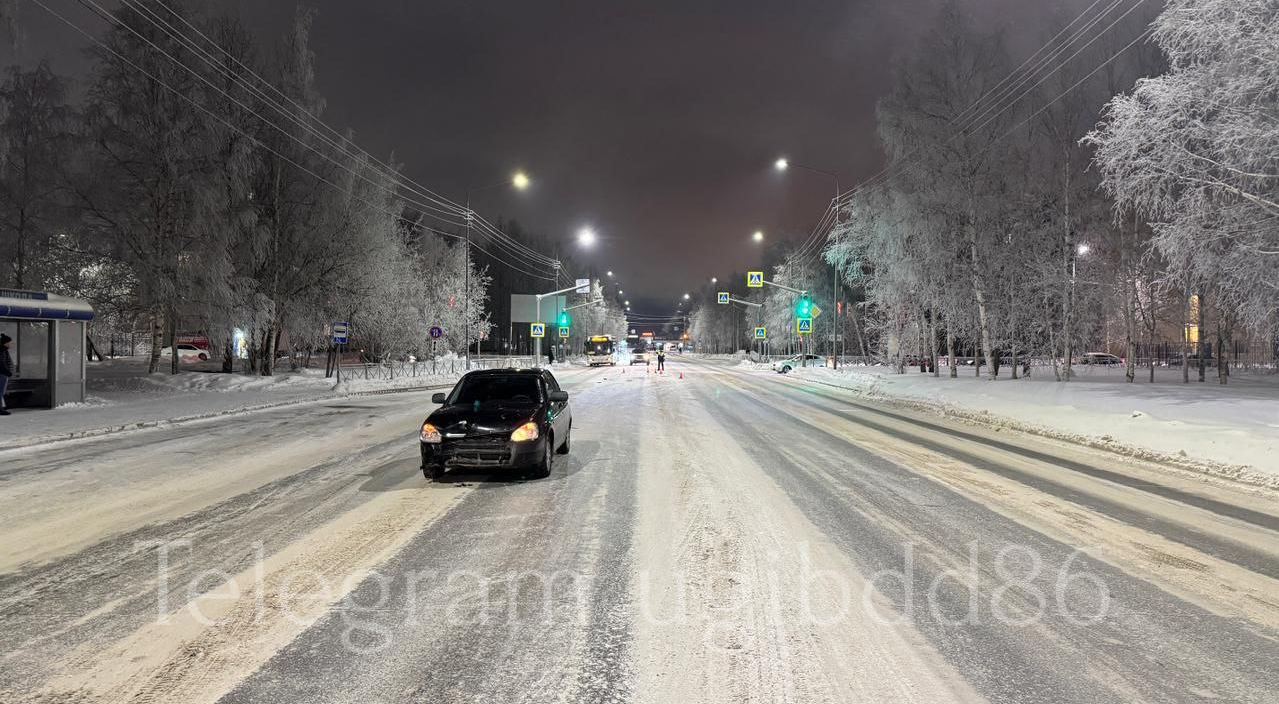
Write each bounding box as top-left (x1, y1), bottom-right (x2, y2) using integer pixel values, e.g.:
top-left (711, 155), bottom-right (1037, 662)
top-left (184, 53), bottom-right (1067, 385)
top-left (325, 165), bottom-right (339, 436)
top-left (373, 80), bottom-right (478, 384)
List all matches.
top-left (541, 371), bottom-right (570, 440)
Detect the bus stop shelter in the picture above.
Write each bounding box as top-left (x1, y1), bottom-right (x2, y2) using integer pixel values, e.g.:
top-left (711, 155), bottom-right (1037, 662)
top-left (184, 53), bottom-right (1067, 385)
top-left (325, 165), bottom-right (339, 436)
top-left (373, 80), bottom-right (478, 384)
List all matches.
top-left (0, 289), bottom-right (94, 408)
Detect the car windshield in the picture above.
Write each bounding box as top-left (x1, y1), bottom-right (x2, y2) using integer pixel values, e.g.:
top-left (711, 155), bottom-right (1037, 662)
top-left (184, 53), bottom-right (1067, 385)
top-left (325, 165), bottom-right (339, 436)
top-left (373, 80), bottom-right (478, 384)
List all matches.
top-left (449, 375), bottom-right (541, 405)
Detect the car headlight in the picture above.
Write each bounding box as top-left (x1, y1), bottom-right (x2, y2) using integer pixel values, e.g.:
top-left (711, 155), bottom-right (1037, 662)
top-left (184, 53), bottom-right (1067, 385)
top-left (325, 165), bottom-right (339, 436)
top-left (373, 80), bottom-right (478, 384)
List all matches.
top-left (510, 421), bottom-right (540, 442)
top-left (420, 422), bottom-right (442, 443)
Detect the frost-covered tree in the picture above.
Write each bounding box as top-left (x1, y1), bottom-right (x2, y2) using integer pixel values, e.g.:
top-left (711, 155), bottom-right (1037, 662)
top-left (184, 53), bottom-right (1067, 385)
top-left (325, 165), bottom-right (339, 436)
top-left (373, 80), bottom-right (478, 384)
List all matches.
top-left (0, 63), bottom-right (75, 290)
top-left (1087, 0), bottom-right (1279, 335)
top-left (78, 1), bottom-right (245, 374)
top-left (869, 2), bottom-right (1018, 377)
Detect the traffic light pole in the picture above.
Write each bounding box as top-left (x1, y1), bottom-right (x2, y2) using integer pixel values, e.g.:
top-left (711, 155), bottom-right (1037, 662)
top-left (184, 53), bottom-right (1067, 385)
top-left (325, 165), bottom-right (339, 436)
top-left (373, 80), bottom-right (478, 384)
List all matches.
top-left (755, 278), bottom-right (812, 367)
top-left (534, 283), bottom-right (587, 368)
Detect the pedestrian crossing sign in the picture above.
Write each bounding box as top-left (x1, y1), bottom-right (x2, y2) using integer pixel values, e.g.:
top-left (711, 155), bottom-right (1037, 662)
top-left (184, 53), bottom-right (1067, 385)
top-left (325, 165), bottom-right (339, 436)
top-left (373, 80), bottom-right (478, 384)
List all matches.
top-left (754, 326), bottom-right (767, 340)
top-left (558, 326), bottom-right (570, 338)
top-left (797, 317), bottom-right (813, 334)
top-left (717, 292), bottom-right (730, 304)
top-left (747, 271), bottom-right (764, 288)
top-left (530, 322), bottom-right (545, 338)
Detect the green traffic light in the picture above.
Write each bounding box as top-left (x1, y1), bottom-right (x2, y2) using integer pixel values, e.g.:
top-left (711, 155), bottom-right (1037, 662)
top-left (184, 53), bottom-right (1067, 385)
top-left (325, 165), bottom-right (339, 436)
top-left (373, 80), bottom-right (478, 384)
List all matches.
top-left (556, 311), bottom-right (572, 328)
top-left (795, 295), bottom-right (812, 317)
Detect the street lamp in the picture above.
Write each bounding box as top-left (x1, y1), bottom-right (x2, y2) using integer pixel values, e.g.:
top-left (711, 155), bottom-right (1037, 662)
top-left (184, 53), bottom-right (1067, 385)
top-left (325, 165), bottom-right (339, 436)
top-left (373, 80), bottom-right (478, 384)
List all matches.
top-left (464, 171), bottom-right (533, 369)
top-left (683, 293), bottom-right (690, 300)
top-left (577, 227), bottom-right (597, 247)
top-left (774, 156), bottom-right (845, 366)
top-left (624, 300), bottom-right (630, 306)
top-left (711, 277), bottom-right (718, 284)
top-left (1077, 243), bottom-right (1091, 256)
top-left (752, 230), bottom-right (765, 243)
top-left (606, 270), bottom-right (614, 277)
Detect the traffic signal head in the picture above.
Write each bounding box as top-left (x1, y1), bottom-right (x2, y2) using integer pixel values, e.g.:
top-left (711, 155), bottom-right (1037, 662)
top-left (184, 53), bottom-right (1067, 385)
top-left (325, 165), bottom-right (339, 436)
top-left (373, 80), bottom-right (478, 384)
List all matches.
top-left (795, 295), bottom-right (813, 318)
top-left (556, 311), bottom-right (572, 328)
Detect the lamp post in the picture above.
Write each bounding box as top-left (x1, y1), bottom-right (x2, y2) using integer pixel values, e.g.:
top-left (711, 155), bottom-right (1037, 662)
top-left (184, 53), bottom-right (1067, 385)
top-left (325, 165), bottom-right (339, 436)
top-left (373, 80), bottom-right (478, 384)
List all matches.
top-left (775, 157), bottom-right (842, 367)
top-left (464, 171), bottom-right (530, 369)
top-left (1066, 242), bottom-right (1091, 378)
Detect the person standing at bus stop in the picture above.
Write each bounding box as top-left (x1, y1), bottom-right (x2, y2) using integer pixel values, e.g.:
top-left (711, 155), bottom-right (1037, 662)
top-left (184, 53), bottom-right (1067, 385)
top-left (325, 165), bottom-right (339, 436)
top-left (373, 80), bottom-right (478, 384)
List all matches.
top-left (656, 346), bottom-right (666, 373)
top-left (0, 334), bottom-right (13, 416)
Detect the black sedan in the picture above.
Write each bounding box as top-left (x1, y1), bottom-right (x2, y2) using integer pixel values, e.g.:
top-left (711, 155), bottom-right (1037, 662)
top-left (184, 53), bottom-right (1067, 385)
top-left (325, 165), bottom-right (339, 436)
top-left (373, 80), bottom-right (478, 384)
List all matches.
top-left (419, 368), bottom-right (572, 481)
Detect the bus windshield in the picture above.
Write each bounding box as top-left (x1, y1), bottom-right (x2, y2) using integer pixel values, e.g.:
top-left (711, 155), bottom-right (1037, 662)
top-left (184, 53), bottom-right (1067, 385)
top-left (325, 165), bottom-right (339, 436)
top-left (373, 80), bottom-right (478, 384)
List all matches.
top-left (586, 339), bottom-right (614, 355)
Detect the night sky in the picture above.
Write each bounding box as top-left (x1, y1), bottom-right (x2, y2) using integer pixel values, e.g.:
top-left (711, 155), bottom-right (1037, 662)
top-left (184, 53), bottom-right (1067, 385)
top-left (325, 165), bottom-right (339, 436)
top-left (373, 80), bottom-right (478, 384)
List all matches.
top-left (10, 0), bottom-right (1106, 304)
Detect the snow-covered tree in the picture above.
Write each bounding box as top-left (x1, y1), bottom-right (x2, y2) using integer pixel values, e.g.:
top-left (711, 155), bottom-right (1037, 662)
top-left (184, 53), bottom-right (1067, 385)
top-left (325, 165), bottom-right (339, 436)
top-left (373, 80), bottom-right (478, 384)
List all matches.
top-left (0, 63), bottom-right (76, 290)
top-left (1087, 0), bottom-right (1279, 336)
top-left (78, 1), bottom-right (246, 374)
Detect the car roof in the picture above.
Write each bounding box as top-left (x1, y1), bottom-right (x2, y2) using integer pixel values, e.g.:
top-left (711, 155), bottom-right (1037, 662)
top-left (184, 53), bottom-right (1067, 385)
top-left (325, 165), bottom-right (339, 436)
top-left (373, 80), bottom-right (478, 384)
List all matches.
top-left (461, 368), bottom-right (544, 378)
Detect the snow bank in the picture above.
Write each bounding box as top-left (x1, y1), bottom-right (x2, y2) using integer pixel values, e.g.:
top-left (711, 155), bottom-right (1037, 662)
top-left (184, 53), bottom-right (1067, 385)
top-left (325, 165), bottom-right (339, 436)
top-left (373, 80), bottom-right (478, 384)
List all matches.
top-left (0, 357), bottom-right (458, 451)
top-left (778, 364), bottom-right (1279, 486)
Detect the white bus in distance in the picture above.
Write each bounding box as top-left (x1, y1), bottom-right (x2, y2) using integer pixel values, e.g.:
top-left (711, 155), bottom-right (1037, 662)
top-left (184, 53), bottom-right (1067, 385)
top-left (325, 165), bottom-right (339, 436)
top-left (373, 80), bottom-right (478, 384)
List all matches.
top-left (585, 335), bottom-right (617, 366)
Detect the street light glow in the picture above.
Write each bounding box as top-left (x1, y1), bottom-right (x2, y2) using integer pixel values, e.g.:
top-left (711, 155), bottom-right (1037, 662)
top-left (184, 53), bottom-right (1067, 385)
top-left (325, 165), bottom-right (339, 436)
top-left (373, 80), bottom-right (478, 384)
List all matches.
top-left (711, 277), bottom-right (718, 284)
top-left (625, 300), bottom-right (630, 306)
top-left (577, 227), bottom-right (597, 247)
top-left (774, 158), bottom-right (789, 172)
top-left (1077, 243), bottom-right (1091, 256)
top-left (606, 270), bottom-right (614, 277)
top-left (752, 230), bottom-right (764, 243)
top-left (683, 293), bottom-right (690, 300)
top-left (512, 171), bottom-right (530, 190)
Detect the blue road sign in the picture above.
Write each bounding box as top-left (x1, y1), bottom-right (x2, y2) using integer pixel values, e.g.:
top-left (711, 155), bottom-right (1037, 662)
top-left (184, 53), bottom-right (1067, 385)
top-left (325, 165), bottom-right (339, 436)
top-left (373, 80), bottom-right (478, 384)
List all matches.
top-left (717, 292), bottom-right (730, 304)
top-left (332, 322), bottom-right (349, 345)
top-left (796, 317), bottom-right (813, 335)
top-left (530, 322), bottom-right (546, 338)
top-left (428, 325), bottom-right (443, 339)
top-left (754, 326), bottom-right (767, 340)
top-left (747, 271), bottom-right (764, 288)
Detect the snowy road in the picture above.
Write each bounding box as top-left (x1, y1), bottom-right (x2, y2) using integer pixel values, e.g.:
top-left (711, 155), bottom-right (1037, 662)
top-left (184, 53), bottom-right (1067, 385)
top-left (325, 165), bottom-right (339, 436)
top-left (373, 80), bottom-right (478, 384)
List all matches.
top-left (2, 358), bottom-right (1278, 703)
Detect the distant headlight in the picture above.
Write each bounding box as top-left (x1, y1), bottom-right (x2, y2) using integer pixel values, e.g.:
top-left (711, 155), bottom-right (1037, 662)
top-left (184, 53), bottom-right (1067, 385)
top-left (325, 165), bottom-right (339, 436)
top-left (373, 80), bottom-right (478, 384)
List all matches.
top-left (510, 421), bottom-right (540, 442)
top-left (420, 422), bottom-right (442, 443)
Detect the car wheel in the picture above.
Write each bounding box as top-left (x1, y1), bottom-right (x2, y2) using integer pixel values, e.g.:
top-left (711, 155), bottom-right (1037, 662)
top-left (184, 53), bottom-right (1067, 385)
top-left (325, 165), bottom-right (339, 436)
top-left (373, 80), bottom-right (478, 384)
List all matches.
top-left (198, 353), bottom-right (208, 361)
top-left (557, 423), bottom-right (571, 455)
top-left (531, 436), bottom-right (553, 478)
top-left (781, 365), bottom-right (792, 374)
top-left (422, 464), bottom-right (445, 482)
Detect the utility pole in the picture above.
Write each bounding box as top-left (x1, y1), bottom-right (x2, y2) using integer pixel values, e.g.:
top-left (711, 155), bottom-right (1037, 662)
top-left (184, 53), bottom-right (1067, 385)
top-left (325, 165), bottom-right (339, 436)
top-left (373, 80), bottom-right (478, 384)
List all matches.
top-left (463, 196), bottom-right (472, 370)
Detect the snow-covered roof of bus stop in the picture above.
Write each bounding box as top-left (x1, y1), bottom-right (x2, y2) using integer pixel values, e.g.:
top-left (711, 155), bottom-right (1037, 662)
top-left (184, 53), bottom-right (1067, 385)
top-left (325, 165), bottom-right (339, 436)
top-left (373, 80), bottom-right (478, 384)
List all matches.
top-left (0, 289), bottom-right (95, 321)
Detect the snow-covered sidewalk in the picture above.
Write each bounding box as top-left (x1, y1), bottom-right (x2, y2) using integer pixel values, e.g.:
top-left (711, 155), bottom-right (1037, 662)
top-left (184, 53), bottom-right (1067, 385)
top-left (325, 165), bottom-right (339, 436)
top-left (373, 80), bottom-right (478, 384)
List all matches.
top-left (768, 363), bottom-right (1279, 486)
top-left (0, 358), bottom-right (458, 450)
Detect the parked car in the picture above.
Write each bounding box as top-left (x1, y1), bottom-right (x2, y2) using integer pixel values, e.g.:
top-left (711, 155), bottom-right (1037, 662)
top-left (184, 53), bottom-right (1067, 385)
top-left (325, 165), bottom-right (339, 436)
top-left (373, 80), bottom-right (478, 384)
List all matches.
top-left (1080, 352), bottom-right (1123, 366)
top-left (159, 344), bottom-right (209, 361)
top-left (771, 354), bottom-right (822, 374)
top-left (419, 368), bottom-right (571, 481)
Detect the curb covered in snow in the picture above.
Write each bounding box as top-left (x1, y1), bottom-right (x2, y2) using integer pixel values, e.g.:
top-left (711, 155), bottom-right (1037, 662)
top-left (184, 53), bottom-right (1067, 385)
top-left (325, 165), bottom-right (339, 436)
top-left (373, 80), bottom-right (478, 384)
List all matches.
top-left (0, 383), bottom-right (452, 453)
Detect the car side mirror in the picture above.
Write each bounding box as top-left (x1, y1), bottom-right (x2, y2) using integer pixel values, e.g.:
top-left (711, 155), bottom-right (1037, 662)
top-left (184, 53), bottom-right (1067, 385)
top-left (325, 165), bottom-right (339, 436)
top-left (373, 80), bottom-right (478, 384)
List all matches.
top-left (432, 392), bottom-right (446, 404)
top-left (548, 390), bottom-right (569, 403)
